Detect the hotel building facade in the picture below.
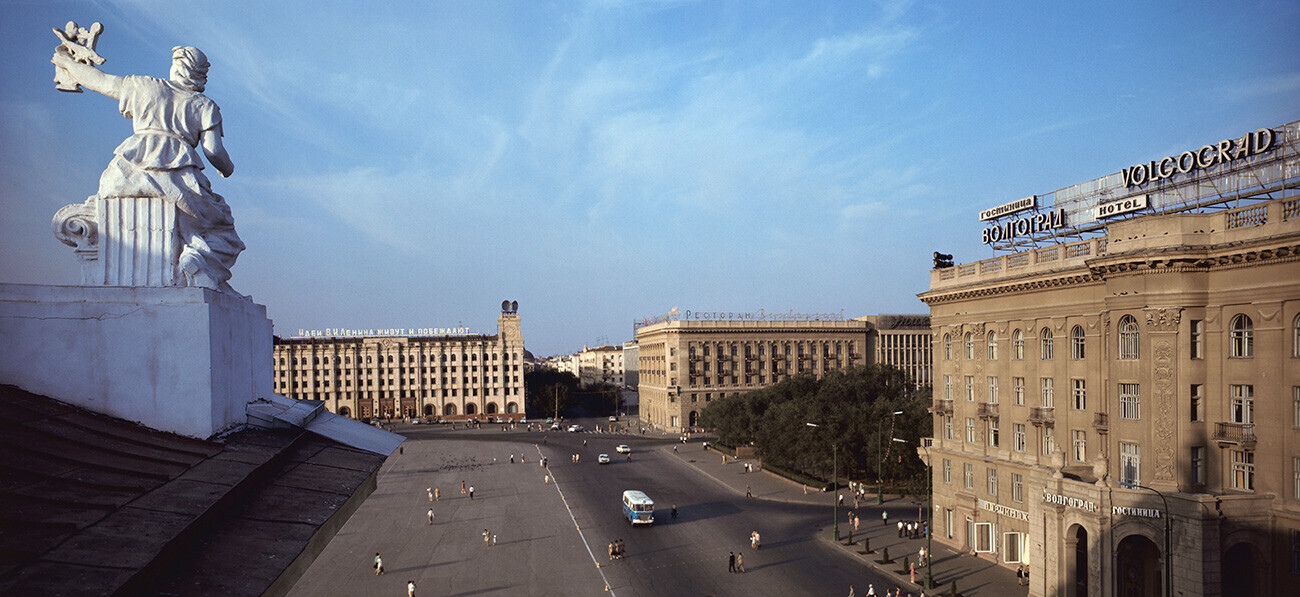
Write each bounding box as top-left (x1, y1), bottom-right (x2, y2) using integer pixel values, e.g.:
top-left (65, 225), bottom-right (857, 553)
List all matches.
top-left (634, 312), bottom-right (930, 432)
top-left (919, 120), bottom-right (1299, 596)
top-left (273, 303), bottom-right (526, 421)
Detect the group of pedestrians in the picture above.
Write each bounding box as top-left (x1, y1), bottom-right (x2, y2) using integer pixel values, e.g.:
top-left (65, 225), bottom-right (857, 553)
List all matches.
top-left (896, 520), bottom-right (924, 539)
top-left (727, 551), bottom-right (746, 573)
top-left (607, 539), bottom-right (626, 560)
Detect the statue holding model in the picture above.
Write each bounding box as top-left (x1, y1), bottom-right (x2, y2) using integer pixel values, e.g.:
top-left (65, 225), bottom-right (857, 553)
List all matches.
top-left (51, 22), bottom-right (245, 295)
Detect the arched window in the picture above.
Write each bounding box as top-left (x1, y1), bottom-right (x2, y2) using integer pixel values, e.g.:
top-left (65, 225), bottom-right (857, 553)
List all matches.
top-left (423, 404), bottom-right (434, 416)
top-left (443, 404), bottom-right (457, 416)
top-left (338, 406), bottom-right (351, 418)
top-left (1071, 325), bottom-right (1086, 360)
top-left (1230, 314), bottom-right (1254, 358)
top-left (465, 403), bottom-right (477, 415)
top-left (1118, 315), bottom-right (1139, 360)
top-left (987, 331), bottom-right (998, 360)
top-left (506, 402), bottom-right (519, 413)
top-left (487, 402), bottom-right (499, 414)
top-left (943, 334), bottom-right (953, 360)
top-left (1040, 328), bottom-right (1054, 360)
top-left (1012, 329), bottom-right (1024, 360)
top-left (964, 333), bottom-right (975, 360)
top-left (1294, 314), bottom-right (1300, 358)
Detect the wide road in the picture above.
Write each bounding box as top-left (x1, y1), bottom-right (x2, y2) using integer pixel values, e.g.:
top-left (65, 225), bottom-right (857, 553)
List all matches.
top-left (289, 418), bottom-right (898, 596)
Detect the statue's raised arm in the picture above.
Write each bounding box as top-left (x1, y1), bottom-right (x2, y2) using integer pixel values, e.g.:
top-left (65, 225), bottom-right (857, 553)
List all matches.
top-left (51, 24), bottom-right (245, 296)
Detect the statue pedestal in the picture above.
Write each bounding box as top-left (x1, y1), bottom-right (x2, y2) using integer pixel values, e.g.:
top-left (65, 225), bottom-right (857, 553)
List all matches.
top-left (0, 283), bottom-right (272, 438)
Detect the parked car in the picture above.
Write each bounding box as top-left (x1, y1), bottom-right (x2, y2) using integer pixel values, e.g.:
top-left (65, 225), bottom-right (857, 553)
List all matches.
top-left (616, 445), bottom-right (631, 454)
top-left (598, 454), bottom-right (611, 464)
top-left (550, 423), bottom-right (562, 431)
top-left (609, 415), bottom-right (618, 422)
top-left (568, 424), bottom-right (583, 432)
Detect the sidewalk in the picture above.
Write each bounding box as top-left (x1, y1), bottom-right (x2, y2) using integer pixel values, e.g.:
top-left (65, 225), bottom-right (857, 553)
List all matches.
top-left (662, 441), bottom-right (1027, 597)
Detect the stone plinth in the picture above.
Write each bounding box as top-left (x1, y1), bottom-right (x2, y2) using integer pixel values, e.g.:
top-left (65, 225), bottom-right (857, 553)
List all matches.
top-left (0, 283), bottom-right (272, 438)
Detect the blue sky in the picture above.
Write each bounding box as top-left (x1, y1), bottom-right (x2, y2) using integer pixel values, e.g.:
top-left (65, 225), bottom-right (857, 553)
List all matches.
top-left (1, 1), bottom-right (1296, 356)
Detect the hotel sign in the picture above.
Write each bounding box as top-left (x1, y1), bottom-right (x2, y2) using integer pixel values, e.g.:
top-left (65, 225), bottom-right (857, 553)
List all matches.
top-left (1043, 490), bottom-right (1098, 512)
top-left (979, 196), bottom-right (1036, 221)
top-left (1112, 505), bottom-right (1162, 519)
top-left (978, 499), bottom-right (1030, 521)
top-left (981, 209), bottom-right (1068, 245)
top-left (1120, 128), bottom-right (1277, 187)
top-left (295, 327), bottom-right (472, 338)
top-left (1095, 194), bottom-right (1148, 219)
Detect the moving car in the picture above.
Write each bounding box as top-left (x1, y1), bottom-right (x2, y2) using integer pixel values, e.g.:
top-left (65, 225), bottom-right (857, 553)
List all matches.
top-left (615, 445), bottom-right (631, 454)
top-left (598, 454), bottom-right (611, 464)
top-left (609, 415), bottom-right (618, 422)
top-left (568, 424), bottom-right (583, 432)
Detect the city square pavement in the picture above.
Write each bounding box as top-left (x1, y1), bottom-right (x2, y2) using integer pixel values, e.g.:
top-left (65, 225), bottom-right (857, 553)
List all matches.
top-left (287, 430), bottom-right (614, 597)
top-left (667, 441), bottom-right (1026, 596)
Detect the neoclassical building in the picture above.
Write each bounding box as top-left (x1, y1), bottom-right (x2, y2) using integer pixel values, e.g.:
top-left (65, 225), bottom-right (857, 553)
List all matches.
top-left (273, 303), bottom-right (526, 421)
top-left (634, 312), bottom-right (930, 431)
top-left (919, 121), bottom-right (1299, 597)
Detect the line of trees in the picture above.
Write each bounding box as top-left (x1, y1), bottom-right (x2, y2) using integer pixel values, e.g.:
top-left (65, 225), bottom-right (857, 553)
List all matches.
top-left (698, 364), bottom-right (931, 490)
top-left (524, 368), bottom-right (623, 419)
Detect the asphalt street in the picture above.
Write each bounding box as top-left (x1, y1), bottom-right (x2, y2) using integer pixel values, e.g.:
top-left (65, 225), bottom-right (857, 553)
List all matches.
top-left (288, 418), bottom-right (899, 596)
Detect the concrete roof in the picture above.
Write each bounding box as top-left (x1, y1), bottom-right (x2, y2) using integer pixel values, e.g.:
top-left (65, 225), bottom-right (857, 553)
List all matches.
top-left (0, 384), bottom-right (387, 596)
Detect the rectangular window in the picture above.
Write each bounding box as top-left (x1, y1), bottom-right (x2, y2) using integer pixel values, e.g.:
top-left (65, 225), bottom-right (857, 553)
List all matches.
top-left (1004, 532), bottom-right (1026, 563)
top-left (1073, 430), bottom-right (1087, 462)
top-left (1041, 378), bottom-right (1054, 408)
top-left (944, 415), bottom-right (954, 440)
top-left (974, 522), bottom-right (995, 553)
top-left (964, 463), bottom-right (974, 489)
top-left (988, 376), bottom-right (999, 404)
top-left (966, 418), bottom-right (977, 444)
top-left (1012, 473), bottom-right (1024, 502)
top-left (943, 459), bottom-right (952, 484)
top-left (1192, 446), bottom-right (1205, 485)
top-left (945, 509), bottom-right (954, 539)
top-left (1231, 449), bottom-right (1255, 491)
top-left (1294, 387), bottom-right (1300, 428)
top-left (1014, 423), bottom-right (1026, 453)
top-left (944, 375), bottom-right (953, 401)
top-left (1190, 319), bottom-right (1204, 359)
top-left (1191, 385), bottom-right (1204, 422)
top-left (987, 468), bottom-right (998, 496)
top-left (1041, 332), bottom-right (1054, 360)
top-left (1231, 385), bottom-right (1254, 424)
top-left (1041, 426), bottom-right (1056, 456)
top-left (988, 419), bottom-right (1000, 447)
top-left (1014, 377), bottom-right (1025, 406)
top-left (1294, 457), bottom-right (1300, 501)
top-left (1072, 379), bottom-right (1087, 411)
top-left (1120, 442), bottom-right (1141, 485)
top-left (965, 376), bottom-right (975, 402)
top-left (1120, 383), bottom-right (1141, 420)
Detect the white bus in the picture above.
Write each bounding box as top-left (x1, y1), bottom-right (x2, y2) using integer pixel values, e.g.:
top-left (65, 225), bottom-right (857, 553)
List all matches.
top-left (622, 490), bottom-right (654, 525)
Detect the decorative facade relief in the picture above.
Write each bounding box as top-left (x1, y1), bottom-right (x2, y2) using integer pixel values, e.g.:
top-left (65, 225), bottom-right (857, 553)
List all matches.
top-left (1145, 307), bottom-right (1183, 331)
top-left (1153, 339), bottom-right (1176, 482)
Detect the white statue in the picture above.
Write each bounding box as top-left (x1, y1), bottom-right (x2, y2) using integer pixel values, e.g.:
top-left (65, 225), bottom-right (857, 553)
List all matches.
top-left (51, 25), bottom-right (245, 295)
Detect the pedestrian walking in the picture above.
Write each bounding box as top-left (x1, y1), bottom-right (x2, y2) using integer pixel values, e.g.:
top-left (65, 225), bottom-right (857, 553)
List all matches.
top-left (671, 504), bottom-right (678, 519)
top-left (469, 486), bottom-right (475, 500)
top-left (898, 520), bottom-right (904, 537)
top-left (847, 585), bottom-right (855, 597)
top-left (427, 487), bottom-right (433, 501)
top-left (434, 487), bottom-right (440, 501)
top-left (736, 552), bottom-right (745, 573)
top-left (865, 583), bottom-right (875, 596)
top-left (407, 580), bottom-right (416, 597)
top-left (492, 533), bottom-right (497, 546)
top-left (483, 529), bottom-right (490, 547)
top-left (854, 515), bottom-right (860, 531)
top-left (746, 484), bottom-right (752, 499)
top-left (461, 480), bottom-right (466, 494)
top-left (838, 494), bottom-right (845, 507)
top-left (882, 511), bottom-right (888, 525)
top-left (427, 508), bottom-right (434, 524)
top-left (510, 453), bottom-right (514, 463)
top-left (374, 552), bottom-right (383, 575)
top-left (609, 541), bottom-right (616, 560)
top-left (728, 551), bottom-right (736, 572)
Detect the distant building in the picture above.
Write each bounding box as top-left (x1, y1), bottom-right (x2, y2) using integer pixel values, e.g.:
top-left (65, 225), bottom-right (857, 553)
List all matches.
top-left (576, 344), bottom-right (625, 386)
top-left (633, 312), bottom-right (930, 431)
top-left (273, 303), bottom-right (526, 420)
top-left (919, 120), bottom-right (1299, 596)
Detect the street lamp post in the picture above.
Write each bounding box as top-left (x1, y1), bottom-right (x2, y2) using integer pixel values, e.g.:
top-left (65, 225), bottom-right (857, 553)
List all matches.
top-left (1119, 481), bottom-right (1172, 597)
top-left (894, 437), bottom-right (934, 591)
top-left (807, 422), bottom-right (839, 541)
top-left (879, 410), bottom-right (905, 504)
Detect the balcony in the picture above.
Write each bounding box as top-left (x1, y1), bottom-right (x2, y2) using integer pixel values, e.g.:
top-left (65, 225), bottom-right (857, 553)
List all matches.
top-left (932, 399), bottom-right (953, 414)
top-left (1212, 422), bottom-right (1256, 448)
top-left (977, 403), bottom-right (999, 419)
top-left (1093, 412), bottom-right (1109, 434)
top-left (1028, 407), bottom-right (1055, 426)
